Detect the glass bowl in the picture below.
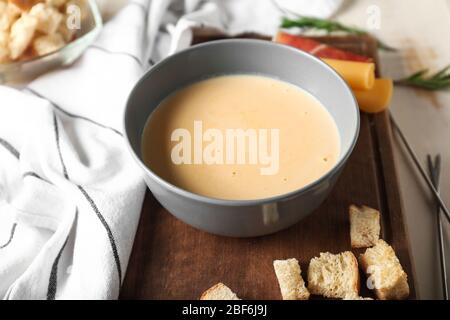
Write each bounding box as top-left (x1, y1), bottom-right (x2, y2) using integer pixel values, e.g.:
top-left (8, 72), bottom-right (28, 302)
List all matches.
top-left (0, 0), bottom-right (102, 85)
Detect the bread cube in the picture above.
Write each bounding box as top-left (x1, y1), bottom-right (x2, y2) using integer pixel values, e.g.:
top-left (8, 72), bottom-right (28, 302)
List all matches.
top-left (0, 2), bottom-right (22, 31)
top-left (349, 205), bottom-right (381, 248)
top-left (9, 14), bottom-right (37, 59)
top-left (273, 258), bottom-right (310, 300)
top-left (0, 29), bottom-right (8, 46)
top-left (308, 251), bottom-right (360, 299)
top-left (9, 0), bottom-right (42, 11)
top-left (57, 15), bottom-right (75, 42)
top-left (0, 47), bottom-right (9, 62)
top-left (359, 239), bottom-right (409, 300)
top-left (29, 3), bottom-right (62, 34)
top-left (343, 293), bottom-right (374, 300)
top-left (200, 283), bottom-right (240, 300)
top-left (0, 30), bottom-right (10, 62)
top-left (46, 0), bottom-right (67, 8)
top-left (0, 2), bottom-right (8, 31)
top-left (32, 32), bottom-right (65, 56)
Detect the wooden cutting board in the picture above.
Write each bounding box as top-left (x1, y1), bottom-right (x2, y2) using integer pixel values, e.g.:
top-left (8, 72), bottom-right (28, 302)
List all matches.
top-left (120, 34), bottom-right (417, 300)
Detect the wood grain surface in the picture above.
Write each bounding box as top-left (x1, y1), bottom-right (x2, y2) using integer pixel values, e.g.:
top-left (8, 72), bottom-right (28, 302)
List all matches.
top-left (120, 34), bottom-right (417, 300)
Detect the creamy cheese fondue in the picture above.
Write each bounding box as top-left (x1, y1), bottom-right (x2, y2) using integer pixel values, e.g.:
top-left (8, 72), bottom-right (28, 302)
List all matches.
top-left (141, 75), bottom-right (340, 200)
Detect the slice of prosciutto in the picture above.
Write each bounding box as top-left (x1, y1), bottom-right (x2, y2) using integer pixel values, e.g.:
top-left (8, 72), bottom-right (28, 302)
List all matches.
top-left (275, 31), bottom-right (372, 62)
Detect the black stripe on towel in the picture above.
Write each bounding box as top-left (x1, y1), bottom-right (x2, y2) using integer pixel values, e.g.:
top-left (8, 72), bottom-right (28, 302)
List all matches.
top-left (47, 231), bottom-right (70, 300)
top-left (50, 96), bottom-right (123, 287)
top-left (89, 44), bottom-right (143, 67)
top-left (22, 171), bottom-right (53, 185)
top-left (77, 185), bottom-right (122, 284)
top-left (24, 88), bottom-right (123, 137)
top-left (0, 137), bottom-right (19, 159)
top-left (53, 112), bottom-right (69, 179)
top-left (0, 223), bottom-right (17, 249)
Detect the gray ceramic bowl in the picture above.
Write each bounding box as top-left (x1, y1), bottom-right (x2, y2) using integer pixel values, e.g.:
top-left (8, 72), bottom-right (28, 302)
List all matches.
top-left (124, 39), bottom-right (359, 237)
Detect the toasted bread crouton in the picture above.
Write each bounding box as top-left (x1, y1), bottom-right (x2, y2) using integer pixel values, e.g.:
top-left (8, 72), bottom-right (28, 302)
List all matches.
top-left (200, 283), bottom-right (240, 300)
top-left (359, 239), bottom-right (409, 300)
top-left (0, 2), bottom-right (6, 31)
top-left (9, 0), bottom-right (42, 11)
top-left (273, 258), bottom-right (310, 300)
top-left (343, 293), bottom-right (374, 300)
top-left (0, 2), bottom-right (22, 31)
top-left (308, 251), bottom-right (360, 299)
top-left (0, 30), bottom-right (9, 62)
top-left (32, 32), bottom-right (64, 55)
top-left (0, 29), bottom-right (8, 46)
top-left (46, 0), bottom-right (67, 8)
top-left (0, 45), bottom-right (9, 62)
top-left (349, 205), bottom-right (381, 248)
top-left (57, 16), bottom-right (75, 42)
top-left (29, 3), bottom-right (62, 34)
top-left (9, 13), bottom-right (37, 59)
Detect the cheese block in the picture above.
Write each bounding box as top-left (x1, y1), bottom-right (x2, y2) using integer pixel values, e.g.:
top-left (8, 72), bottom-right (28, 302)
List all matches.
top-left (323, 58), bottom-right (375, 90)
top-left (353, 78), bottom-right (393, 113)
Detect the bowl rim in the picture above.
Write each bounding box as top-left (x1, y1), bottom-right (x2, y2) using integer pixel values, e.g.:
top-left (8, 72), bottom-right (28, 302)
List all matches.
top-left (124, 38), bottom-right (360, 206)
top-left (0, 0), bottom-right (102, 69)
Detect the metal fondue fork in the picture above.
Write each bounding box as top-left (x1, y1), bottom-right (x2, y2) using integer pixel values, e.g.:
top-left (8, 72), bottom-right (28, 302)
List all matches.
top-left (389, 113), bottom-right (449, 299)
top-left (427, 154), bottom-right (448, 300)
top-left (389, 113), bottom-right (450, 225)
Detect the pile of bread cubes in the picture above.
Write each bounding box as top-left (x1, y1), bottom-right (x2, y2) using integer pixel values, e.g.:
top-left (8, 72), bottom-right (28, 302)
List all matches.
top-left (0, 0), bottom-right (77, 63)
top-left (201, 205), bottom-right (410, 300)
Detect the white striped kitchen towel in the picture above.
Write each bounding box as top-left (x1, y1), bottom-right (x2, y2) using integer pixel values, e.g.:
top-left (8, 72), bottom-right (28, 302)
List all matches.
top-left (0, 0), bottom-right (157, 300)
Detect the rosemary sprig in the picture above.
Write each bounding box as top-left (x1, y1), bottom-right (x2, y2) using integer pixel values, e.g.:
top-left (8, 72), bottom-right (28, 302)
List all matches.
top-left (395, 66), bottom-right (450, 90)
top-left (281, 17), bottom-right (396, 51)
